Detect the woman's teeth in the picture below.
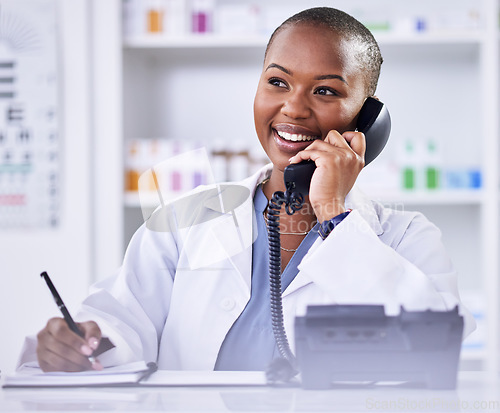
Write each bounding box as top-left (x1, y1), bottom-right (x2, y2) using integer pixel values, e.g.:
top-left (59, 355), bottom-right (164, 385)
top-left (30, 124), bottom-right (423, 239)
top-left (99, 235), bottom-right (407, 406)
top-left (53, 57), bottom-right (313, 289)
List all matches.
top-left (276, 130), bottom-right (318, 142)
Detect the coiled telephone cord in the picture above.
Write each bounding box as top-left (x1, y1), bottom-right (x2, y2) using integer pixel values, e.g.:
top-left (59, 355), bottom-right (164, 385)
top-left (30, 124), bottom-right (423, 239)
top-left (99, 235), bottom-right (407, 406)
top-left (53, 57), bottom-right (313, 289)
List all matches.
top-left (265, 189), bottom-right (304, 383)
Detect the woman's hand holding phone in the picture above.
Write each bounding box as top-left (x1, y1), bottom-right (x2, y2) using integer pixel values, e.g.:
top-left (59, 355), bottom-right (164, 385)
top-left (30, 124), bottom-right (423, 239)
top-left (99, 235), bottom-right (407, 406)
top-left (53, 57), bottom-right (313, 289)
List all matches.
top-left (288, 130), bottom-right (365, 223)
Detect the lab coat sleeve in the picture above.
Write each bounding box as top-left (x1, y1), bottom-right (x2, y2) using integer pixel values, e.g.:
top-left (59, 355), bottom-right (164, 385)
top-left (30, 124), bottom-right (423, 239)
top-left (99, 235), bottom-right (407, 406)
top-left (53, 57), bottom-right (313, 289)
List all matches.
top-left (297, 209), bottom-right (476, 338)
top-left (77, 223), bottom-right (179, 367)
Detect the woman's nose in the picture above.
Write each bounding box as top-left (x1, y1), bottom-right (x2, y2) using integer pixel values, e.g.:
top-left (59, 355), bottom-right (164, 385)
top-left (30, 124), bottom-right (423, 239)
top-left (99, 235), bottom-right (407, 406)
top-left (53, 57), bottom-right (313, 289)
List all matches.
top-left (281, 91), bottom-right (311, 119)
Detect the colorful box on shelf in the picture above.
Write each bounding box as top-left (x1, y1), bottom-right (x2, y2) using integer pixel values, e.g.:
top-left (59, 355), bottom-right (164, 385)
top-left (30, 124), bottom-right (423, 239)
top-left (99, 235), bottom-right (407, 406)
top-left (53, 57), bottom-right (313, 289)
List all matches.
top-left (124, 138), bottom-right (268, 208)
top-left (125, 139), bottom-right (210, 201)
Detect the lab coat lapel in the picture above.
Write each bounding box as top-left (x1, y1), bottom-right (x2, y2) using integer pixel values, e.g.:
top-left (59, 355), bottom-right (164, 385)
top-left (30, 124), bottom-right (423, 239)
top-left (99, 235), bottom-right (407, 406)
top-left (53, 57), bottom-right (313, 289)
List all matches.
top-left (202, 175), bottom-right (266, 290)
top-left (207, 204), bottom-right (255, 290)
top-left (283, 267), bottom-right (315, 297)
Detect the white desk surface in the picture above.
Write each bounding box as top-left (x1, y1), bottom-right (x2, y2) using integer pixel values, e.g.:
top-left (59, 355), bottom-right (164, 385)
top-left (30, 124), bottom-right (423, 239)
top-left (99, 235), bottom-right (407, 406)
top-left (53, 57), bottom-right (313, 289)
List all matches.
top-left (1, 371), bottom-right (499, 413)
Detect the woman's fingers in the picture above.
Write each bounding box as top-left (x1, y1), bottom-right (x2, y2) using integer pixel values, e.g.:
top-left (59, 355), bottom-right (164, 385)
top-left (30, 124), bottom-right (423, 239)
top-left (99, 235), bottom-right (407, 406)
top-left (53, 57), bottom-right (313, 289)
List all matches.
top-left (342, 131), bottom-right (366, 161)
top-left (36, 317), bottom-right (102, 372)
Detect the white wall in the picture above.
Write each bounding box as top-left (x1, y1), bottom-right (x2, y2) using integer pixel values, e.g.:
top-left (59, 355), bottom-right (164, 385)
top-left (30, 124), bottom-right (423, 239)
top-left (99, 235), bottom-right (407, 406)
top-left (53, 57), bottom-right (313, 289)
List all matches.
top-left (0, 0), bottom-right (92, 375)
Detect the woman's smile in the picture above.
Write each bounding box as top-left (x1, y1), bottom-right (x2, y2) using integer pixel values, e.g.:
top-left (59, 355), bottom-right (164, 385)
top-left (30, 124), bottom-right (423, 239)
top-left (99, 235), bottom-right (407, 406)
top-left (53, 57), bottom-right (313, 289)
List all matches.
top-left (272, 125), bottom-right (320, 154)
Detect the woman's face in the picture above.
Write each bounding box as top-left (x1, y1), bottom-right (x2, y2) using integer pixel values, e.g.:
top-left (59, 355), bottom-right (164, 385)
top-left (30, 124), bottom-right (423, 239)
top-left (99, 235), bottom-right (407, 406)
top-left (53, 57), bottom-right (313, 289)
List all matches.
top-left (254, 23), bottom-right (368, 172)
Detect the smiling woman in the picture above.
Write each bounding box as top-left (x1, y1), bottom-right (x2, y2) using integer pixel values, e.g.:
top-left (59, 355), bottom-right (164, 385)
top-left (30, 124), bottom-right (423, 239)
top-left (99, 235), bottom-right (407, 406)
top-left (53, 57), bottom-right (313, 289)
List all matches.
top-left (254, 21), bottom-right (372, 236)
top-left (20, 6), bottom-right (475, 377)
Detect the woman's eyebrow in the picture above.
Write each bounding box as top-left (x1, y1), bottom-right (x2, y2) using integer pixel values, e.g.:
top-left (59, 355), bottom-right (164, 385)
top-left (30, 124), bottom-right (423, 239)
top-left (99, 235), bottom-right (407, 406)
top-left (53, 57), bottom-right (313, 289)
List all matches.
top-left (315, 74), bottom-right (348, 85)
top-left (265, 63), bottom-right (291, 75)
top-left (265, 63), bottom-right (348, 85)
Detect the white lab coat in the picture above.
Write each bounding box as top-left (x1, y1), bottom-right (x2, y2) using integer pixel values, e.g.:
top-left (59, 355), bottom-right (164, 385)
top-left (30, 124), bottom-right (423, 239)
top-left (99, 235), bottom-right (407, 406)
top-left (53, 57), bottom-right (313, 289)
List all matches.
top-left (18, 164), bottom-right (475, 370)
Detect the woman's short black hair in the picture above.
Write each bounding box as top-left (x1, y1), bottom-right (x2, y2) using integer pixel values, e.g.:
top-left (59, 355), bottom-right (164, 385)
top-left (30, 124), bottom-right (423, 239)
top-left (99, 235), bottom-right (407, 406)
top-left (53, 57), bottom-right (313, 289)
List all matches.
top-left (265, 7), bottom-right (383, 96)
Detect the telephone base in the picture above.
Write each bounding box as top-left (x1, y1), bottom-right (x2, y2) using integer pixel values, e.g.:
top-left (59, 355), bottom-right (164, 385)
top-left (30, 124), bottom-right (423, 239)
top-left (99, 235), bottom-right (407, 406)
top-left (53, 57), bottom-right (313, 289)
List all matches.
top-left (294, 305), bottom-right (463, 390)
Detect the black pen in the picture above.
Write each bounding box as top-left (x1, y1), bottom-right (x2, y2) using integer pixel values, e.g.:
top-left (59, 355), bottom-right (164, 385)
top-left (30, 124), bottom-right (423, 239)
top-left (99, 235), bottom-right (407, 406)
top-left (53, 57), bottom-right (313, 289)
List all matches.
top-left (40, 271), bottom-right (96, 363)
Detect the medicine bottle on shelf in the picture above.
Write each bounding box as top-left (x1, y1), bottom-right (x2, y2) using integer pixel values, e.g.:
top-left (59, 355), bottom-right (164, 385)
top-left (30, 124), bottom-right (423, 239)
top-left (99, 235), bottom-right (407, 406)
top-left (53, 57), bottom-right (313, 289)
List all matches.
top-left (402, 140), bottom-right (416, 190)
top-left (191, 0), bottom-right (214, 33)
top-left (425, 139), bottom-right (441, 190)
top-left (146, 0), bottom-right (164, 34)
top-left (125, 140), bottom-right (140, 192)
top-left (210, 140), bottom-right (229, 183)
top-left (228, 141), bottom-right (250, 182)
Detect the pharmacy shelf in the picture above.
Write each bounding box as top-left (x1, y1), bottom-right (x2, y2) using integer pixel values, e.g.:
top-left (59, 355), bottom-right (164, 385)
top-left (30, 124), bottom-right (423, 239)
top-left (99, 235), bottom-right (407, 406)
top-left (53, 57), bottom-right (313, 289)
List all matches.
top-left (123, 30), bottom-right (484, 49)
top-left (461, 349), bottom-right (486, 361)
top-left (124, 189), bottom-right (486, 209)
top-left (368, 189), bottom-right (486, 206)
top-left (374, 31), bottom-right (484, 45)
top-left (124, 34), bottom-right (268, 48)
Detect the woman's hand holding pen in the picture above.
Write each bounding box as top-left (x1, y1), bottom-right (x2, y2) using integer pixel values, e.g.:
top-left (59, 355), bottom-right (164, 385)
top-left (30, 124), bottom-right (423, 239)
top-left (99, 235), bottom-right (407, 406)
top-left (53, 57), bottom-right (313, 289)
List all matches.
top-left (36, 318), bottom-right (103, 372)
top-left (288, 130), bottom-right (365, 223)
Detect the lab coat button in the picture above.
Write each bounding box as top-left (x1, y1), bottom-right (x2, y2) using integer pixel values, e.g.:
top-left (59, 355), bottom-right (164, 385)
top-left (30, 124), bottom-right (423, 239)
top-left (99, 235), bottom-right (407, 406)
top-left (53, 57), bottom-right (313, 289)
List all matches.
top-left (220, 297), bottom-right (235, 311)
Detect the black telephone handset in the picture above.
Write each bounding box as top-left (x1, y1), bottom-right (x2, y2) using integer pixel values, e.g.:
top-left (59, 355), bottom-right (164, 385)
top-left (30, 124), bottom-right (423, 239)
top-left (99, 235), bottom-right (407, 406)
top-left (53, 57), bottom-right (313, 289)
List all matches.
top-left (266, 97), bottom-right (391, 383)
top-left (283, 96), bottom-right (391, 196)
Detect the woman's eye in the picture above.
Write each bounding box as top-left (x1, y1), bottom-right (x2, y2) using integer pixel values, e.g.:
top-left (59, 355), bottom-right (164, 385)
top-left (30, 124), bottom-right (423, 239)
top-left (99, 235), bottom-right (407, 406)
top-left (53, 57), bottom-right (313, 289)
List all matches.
top-left (315, 87), bottom-right (337, 96)
top-left (269, 78), bottom-right (287, 88)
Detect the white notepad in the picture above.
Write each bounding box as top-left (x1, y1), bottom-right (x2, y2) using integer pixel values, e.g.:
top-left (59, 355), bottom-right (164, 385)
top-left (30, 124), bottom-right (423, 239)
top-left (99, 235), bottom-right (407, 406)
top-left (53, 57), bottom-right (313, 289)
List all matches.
top-left (2, 362), bottom-right (267, 388)
top-left (2, 361), bottom-right (152, 388)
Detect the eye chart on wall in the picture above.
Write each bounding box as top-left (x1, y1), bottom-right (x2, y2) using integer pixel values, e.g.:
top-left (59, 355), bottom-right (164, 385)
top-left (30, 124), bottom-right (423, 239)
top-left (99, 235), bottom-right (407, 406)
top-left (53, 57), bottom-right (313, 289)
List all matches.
top-left (0, 0), bottom-right (60, 229)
